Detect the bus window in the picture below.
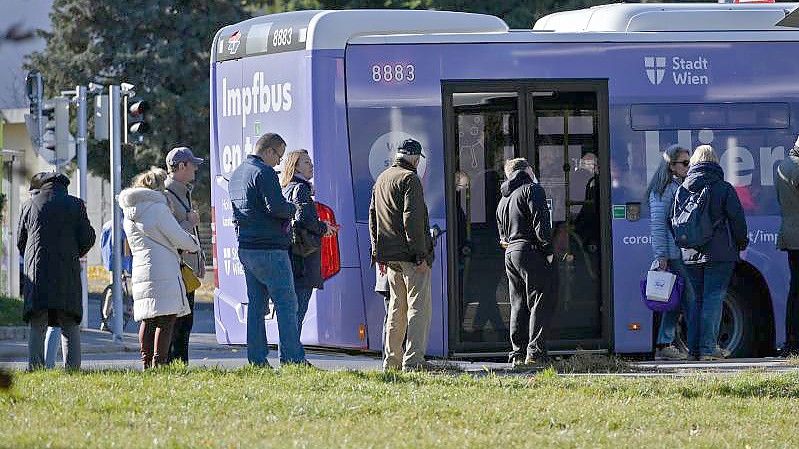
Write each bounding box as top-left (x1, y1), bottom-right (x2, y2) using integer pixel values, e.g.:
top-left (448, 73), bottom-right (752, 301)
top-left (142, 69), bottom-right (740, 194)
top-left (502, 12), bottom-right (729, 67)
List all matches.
top-left (630, 103), bottom-right (790, 130)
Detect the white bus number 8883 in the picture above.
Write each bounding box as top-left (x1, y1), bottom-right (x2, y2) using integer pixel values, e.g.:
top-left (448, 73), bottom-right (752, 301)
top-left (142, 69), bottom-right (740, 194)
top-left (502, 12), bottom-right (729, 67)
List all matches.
top-left (371, 64), bottom-right (415, 83)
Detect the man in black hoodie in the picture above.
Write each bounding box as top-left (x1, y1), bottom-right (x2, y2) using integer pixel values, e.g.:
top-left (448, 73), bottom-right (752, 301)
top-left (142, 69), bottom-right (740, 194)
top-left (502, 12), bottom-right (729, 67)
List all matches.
top-left (495, 158), bottom-right (555, 368)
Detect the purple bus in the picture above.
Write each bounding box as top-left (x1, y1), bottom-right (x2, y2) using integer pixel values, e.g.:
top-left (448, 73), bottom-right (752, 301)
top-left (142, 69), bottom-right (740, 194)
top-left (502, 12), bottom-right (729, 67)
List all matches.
top-left (210, 3), bottom-right (799, 358)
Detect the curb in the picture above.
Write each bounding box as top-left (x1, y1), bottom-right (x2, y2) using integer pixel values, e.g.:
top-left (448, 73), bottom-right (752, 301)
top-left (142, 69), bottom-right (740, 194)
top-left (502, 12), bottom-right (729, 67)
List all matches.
top-left (0, 332), bottom-right (233, 360)
top-left (0, 327), bottom-right (28, 341)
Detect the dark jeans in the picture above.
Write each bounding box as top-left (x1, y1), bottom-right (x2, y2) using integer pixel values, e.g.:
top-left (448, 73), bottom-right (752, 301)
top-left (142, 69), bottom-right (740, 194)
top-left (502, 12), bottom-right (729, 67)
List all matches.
top-left (139, 314), bottom-right (177, 369)
top-left (685, 261), bottom-right (735, 357)
top-left (169, 291), bottom-right (195, 364)
top-left (29, 311), bottom-right (80, 370)
top-left (505, 249), bottom-right (554, 361)
top-left (785, 250), bottom-right (799, 349)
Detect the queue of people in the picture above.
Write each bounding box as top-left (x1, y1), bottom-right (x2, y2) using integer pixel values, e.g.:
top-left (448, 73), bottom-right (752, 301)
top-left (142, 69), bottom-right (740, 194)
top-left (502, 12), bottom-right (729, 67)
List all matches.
top-left (20, 130), bottom-right (799, 371)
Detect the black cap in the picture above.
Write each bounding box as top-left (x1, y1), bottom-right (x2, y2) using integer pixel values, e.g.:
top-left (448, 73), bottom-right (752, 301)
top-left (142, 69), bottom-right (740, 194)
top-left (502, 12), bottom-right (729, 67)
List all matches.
top-left (397, 138), bottom-right (426, 158)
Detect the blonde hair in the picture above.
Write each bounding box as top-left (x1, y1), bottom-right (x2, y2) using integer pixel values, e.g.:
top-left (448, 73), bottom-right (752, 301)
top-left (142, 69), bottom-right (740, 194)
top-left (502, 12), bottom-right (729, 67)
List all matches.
top-left (132, 167), bottom-right (168, 191)
top-left (690, 145), bottom-right (719, 165)
top-left (280, 150), bottom-right (309, 187)
top-left (504, 158), bottom-right (530, 177)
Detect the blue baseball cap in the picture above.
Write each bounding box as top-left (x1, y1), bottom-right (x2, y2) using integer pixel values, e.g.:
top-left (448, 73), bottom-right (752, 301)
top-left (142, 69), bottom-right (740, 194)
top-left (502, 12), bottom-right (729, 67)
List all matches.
top-left (166, 146), bottom-right (204, 166)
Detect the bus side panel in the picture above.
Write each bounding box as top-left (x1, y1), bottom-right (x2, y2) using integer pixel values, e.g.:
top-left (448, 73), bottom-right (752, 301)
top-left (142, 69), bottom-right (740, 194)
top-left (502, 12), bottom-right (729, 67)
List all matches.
top-left (310, 50), bottom-right (368, 349)
top-left (344, 40), bottom-right (799, 355)
top-left (211, 51), bottom-right (313, 345)
top-left (211, 59), bottom-right (245, 344)
top-left (343, 54), bottom-right (449, 355)
top-left (742, 216), bottom-right (790, 348)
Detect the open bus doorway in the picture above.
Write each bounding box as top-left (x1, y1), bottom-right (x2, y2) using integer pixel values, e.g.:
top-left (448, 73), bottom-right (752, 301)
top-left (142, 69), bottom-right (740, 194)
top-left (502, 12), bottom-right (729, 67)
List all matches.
top-left (444, 81), bottom-right (611, 356)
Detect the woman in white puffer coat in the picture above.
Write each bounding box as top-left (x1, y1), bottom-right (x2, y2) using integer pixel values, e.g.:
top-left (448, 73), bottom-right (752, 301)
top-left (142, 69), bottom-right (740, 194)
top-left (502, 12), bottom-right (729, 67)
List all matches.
top-left (118, 167), bottom-right (200, 368)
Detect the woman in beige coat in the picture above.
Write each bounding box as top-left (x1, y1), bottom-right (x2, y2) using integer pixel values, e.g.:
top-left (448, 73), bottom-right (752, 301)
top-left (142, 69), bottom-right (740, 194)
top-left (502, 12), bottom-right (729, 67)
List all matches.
top-left (119, 168), bottom-right (200, 368)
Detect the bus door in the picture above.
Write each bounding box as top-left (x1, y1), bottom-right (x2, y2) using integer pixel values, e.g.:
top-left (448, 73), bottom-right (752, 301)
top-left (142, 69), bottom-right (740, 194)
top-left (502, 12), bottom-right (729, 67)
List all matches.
top-left (526, 82), bottom-right (611, 352)
top-left (444, 81), bottom-right (611, 356)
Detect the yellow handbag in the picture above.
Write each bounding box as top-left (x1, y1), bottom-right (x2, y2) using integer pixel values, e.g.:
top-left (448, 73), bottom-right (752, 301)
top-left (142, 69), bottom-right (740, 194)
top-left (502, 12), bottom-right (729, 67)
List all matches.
top-left (181, 262), bottom-right (201, 294)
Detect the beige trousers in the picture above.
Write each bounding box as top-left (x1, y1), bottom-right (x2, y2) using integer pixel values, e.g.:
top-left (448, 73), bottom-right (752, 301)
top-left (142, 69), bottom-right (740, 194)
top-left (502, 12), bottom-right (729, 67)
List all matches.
top-left (383, 261), bottom-right (432, 370)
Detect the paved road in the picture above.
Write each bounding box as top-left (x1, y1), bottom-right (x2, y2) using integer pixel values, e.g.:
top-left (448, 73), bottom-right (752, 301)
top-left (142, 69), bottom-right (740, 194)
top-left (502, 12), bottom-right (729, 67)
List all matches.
top-left (86, 292), bottom-right (215, 334)
top-left (4, 296), bottom-right (799, 374)
top-left (3, 329), bottom-right (799, 374)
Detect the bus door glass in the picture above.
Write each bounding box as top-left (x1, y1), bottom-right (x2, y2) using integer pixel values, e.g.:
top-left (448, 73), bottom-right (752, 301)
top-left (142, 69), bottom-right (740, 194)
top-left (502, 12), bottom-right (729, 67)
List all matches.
top-left (528, 89), bottom-right (604, 347)
top-left (450, 91), bottom-right (519, 350)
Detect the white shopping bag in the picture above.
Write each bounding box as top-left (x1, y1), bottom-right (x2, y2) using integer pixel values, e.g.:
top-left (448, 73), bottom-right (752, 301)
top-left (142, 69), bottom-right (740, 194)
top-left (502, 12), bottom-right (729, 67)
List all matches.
top-left (645, 270), bottom-right (677, 302)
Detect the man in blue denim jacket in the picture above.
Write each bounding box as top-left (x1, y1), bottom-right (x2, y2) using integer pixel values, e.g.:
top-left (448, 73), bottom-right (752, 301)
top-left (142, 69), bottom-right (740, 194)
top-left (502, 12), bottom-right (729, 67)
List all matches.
top-left (228, 133), bottom-right (306, 366)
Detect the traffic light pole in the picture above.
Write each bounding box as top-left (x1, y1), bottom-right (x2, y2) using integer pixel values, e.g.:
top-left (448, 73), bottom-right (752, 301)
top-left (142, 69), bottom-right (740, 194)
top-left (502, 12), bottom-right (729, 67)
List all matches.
top-left (35, 75), bottom-right (43, 151)
top-left (123, 94), bottom-right (128, 145)
top-left (76, 85), bottom-right (89, 329)
top-left (109, 85), bottom-right (124, 343)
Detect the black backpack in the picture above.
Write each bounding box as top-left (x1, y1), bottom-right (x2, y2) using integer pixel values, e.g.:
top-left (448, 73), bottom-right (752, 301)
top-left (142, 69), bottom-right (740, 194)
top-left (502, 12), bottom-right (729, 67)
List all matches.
top-left (670, 184), bottom-right (718, 249)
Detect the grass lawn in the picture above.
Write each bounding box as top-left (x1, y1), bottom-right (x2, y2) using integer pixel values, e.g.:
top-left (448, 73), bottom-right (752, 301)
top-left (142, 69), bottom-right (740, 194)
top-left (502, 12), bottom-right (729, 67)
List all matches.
top-left (3, 367), bottom-right (799, 448)
top-left (0, 295), bottom-right (24, 326)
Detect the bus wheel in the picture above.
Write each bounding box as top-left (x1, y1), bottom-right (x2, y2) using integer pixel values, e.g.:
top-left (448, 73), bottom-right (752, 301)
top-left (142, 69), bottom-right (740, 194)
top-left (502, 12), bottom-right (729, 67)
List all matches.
top-left (719, 286), bottom-right (755, 358)
top-left (672, 286), bottom-right (755, 358)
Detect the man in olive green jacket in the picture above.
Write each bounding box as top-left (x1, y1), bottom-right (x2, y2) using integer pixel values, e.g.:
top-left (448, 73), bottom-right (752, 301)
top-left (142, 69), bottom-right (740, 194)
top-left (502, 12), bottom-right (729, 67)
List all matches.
top-left (369, 138), bottom-right (434, 371)
top-left (777, 137), bottom-right (799, 356)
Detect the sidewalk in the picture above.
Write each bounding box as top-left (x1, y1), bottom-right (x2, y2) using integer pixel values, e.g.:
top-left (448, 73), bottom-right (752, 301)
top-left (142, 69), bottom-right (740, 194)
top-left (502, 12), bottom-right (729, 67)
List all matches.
top-left (0, 329), bottom-right (227, 361)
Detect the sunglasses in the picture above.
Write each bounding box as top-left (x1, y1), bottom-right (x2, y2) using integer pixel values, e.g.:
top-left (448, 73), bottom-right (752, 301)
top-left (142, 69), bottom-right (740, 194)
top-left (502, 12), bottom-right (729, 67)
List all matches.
top-left (669, 161), bottom-right (690, 167)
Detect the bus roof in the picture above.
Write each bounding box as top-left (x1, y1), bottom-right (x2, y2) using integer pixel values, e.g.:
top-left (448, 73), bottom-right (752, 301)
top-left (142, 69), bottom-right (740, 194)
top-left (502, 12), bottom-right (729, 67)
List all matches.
top-left (212, 9), bottom-right (507, 61)
top-left (533, 2), bottom-right (799, 32)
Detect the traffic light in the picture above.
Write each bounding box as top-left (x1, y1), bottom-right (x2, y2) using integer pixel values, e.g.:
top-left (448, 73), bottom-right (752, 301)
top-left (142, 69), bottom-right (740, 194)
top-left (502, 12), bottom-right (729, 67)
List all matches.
top-left (120, 83), bottom-right (149, 144)
top-left (41, 97), bottom-right (70, 161)
top-left (127, 99), bottom-right (149, 138)
top-left (24, 71), bottom-right (43, 148)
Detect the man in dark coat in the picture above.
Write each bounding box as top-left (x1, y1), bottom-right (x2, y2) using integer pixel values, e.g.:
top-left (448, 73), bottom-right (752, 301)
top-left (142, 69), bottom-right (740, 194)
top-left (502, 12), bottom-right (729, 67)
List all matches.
top-left (18, 172), bottom-right (96, 370)
top-left (496, 158), bottom-right (555, 368)
top-left (776, 136), bottom-right (799, 356)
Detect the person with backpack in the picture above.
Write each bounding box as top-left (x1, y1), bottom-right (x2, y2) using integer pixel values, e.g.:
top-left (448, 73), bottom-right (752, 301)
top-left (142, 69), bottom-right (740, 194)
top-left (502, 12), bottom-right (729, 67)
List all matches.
top-left (280, 149), bottom-right (339, 334)
top-left (671, 145), bottom-right (748, 361)
top-left (646, 144), bottom-right (695, 361)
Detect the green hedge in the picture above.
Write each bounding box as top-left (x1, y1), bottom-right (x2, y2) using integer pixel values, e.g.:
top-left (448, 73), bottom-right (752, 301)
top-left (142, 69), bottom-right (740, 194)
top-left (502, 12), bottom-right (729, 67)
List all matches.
top-left (0, 296), bottom-right (24, 326)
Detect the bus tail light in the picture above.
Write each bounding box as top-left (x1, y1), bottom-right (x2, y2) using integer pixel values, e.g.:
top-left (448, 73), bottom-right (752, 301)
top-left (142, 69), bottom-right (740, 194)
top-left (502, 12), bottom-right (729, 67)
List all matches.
top-left (316, 202), bottom-right (341, 280)
top-left (358, 323), bottom-right (367, 341)
top-left (210, 206), bottom-right (219, 288)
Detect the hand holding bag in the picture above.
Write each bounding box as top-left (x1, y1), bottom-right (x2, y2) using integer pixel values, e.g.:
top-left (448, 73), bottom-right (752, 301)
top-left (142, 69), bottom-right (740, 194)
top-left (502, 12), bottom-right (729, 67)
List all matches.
top-left (639, 261), bottom-right (684, 312)
top-left (181, 262), bottom-right (201, 294)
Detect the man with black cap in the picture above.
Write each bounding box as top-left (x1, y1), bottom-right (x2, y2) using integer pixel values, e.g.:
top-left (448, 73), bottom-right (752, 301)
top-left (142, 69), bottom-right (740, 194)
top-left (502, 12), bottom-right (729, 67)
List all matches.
top-left (18, 172), bottom-right (96, 370)
top-left (164, 146), bottom-right (206, 363)
top-left (369, 138), bottom-right (435, 371)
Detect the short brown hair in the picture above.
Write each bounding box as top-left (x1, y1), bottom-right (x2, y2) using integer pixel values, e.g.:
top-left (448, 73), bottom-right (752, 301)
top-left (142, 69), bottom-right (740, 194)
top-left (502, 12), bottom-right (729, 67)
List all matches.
top-left (504, 158), bottom-right (530, 177)
top-left (254, 133), bottom-right (286, 156)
